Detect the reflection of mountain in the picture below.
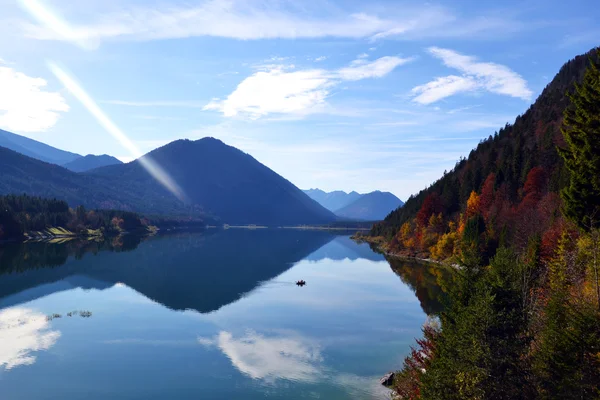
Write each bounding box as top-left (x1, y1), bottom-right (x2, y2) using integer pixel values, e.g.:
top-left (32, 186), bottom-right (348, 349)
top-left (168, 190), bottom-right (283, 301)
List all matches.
top-left (387, 258), bottom-right (453, 315)
top-left (305, 236), bottom-right (385, 262)
top-left (0, 230), bottom-right (336, 313)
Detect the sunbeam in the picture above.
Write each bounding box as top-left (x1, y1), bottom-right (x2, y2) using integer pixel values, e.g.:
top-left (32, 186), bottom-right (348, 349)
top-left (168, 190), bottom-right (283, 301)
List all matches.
top-left (47, 62), bottom-right (188, 202)
top-left (18, 0), bottom-right (94, 49)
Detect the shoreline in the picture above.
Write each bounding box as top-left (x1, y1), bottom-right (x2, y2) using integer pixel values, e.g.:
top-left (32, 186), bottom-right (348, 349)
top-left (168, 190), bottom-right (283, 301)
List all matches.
top-left (351, 233), bottom-right (460, 269)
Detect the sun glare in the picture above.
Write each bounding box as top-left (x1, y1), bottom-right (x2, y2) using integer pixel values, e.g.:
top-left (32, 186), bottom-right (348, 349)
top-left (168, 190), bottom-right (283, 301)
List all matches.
top-left (47, 62), bottom-right (187, 202)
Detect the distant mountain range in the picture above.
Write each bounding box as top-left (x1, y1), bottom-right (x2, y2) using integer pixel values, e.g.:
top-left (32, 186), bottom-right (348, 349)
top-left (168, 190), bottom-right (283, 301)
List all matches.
top-left (0, 127), bottom-right (397, 224)
top-left (303, 189), bottom-right (362, 211)
top-left (0, 129), bottom-right (121, 172)
top-left (0, 137), bottom-right (336, 226)
top-left (62, 154), bottom-right (123, 172)
top-left (304, 189), bottom-right (403, 220)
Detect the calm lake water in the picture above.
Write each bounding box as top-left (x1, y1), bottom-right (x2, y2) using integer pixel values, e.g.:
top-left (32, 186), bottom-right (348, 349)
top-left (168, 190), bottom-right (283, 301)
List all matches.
top-left (0, 230), bottom-right (448, 400)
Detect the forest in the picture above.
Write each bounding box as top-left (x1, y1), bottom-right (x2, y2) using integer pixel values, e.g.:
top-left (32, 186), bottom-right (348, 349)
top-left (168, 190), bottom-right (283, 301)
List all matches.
top-left (0, 194), bottom-right (150, 240)
top-left (370, 48), bottom-right (600, 398)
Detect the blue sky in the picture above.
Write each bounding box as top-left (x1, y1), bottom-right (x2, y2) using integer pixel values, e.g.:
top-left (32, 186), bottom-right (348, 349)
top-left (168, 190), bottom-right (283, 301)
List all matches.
top-left (0, 0), bottom-right (598, 199)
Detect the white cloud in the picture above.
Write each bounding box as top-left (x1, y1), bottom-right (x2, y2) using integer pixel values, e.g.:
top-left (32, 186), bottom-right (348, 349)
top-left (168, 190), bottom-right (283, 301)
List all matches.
top-left (199, 331), bottom-right (322, 382)
top-left (337, 56), bottom-right (412, 81)
top-left (0, 65), bottom-right (69, 132)
top-left (0, 307), bottom-right (61, 370)
top-left (205, 56), bottom-right (411, 118)
top-left (357, 53), bottom-right (369, 59)
top-left (18, 1), bottom-right (525, 48)
top-left (203, 68), bottom-right (333, 118)
top-left (314, 56), bottom-right (327, 62)
top-left (411, 75), bottom-right (478, 104)
top-left (411, 48), bottom-right (532, 104)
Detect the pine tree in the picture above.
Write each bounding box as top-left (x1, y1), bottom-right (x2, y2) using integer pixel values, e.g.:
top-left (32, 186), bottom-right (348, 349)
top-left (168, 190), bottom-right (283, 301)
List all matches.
top-left (559, 50), bottom-right (600, 231)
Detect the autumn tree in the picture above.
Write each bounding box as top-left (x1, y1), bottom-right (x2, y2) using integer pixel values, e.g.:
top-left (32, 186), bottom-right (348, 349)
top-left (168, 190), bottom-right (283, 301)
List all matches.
top-left (466, 191), bottom-right (481, 218)
top-left (416, 193), bottom-right (443, 227)
top-left (519, 167), bottom-right (547, 211)
top-left (479, 173), bottom-right (496, 220)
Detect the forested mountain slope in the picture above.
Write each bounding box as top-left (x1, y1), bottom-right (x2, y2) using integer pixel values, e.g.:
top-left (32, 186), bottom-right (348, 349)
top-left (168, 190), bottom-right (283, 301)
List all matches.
top-left (379, 47), bottom-right (600, 400)
top-left (372, 47), bottom-right (600, 258)
top-left (90, 138), bottom-right (336, 226)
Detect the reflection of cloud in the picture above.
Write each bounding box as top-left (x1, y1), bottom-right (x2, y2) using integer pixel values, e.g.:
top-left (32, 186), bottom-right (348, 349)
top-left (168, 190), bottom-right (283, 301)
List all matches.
top-left (198, 331), bottom-right (322, 382)
top-left (0, 307), bottom-right (61, 370)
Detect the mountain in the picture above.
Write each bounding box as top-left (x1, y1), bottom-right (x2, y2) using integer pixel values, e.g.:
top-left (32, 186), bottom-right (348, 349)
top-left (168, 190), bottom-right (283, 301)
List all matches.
top-left (304, 188), bottom-right (403, 220)
top-left (90, 138), bottom-right (336, 225)
top-left (62, 154), bottom-right (122, 172)
top-left (371, 47), bottom-right (600, 256)
top-left (0, 128), bottom-right (81, 165)
top-left (303, 189), bottom-right (362, 211)
top-left (0, 138), bottom-right (336, 225)
top-left (0, 146), bottom-right (194, 216)
top-left (336, 191), bottom-right (404, 220)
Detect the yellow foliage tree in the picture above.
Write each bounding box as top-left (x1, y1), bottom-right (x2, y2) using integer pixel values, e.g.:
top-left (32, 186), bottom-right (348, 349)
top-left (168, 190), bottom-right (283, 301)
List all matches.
top-left (466, 191), bottom-right (481, 218)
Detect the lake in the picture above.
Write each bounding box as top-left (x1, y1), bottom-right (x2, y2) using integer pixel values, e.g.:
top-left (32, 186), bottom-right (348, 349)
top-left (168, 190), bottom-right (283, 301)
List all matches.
top-left (0, 230), bottom-right (449, 399)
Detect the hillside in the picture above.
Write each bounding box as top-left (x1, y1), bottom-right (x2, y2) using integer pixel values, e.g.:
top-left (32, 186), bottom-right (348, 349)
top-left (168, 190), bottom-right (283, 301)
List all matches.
top-left (303, 189), bottom-right (362, 211)
top-left (381, 47), bottom-right (600, 399)
top-left (0, 139), bottom-right (334, 225)
top-left (0, 146), bottom-right (198, 217)
top-left (90, 138), bottom-right (337, 226)
top-left (372, 47), bottom-right (600, 256)
top-left (62, 154), bottom-right (122, 172)
top-left (336, 191), bottom-right (403, 220)
top-left (0, 128), bottom-right (81, 165)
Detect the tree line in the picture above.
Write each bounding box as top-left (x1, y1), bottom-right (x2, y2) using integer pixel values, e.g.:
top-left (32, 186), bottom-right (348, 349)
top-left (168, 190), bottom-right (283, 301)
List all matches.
top-left (0, 194), bottom-right (146, 240)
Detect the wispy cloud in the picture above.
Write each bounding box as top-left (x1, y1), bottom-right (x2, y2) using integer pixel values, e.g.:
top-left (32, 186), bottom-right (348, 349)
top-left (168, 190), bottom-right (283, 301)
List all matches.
top-left (338, 56), bottom-right (412, 81)
top-left (0, 63), bottom-right (69, 132)
top-left (104, 100), bottom-right (205, 108)
top-left (411, 47), bottom-right (532, 104)
top-left (205, 56), bottom-right (412, 118)
top-left (446, 104), bottom-right (481, 114)
top-left (18, 0), bottom-right (529, 48)
top-left (411, 75), bottom-right (477, 105)
top-left (133, 115), bottom-right (182, 121)
top-left (314, 56), bottom-right (327, 62)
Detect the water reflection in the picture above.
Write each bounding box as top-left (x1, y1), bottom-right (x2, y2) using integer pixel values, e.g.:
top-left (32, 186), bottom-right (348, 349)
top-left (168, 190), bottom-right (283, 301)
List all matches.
top-left (0, 232), bottom-right (450, 399)
top-left (0, 307), bottom-right (61, 370)
top-left (0, 230), bottom-right (337, 313)
top-left (387, 257), bottom-right (453, 315)
top-left (199, 331), bottom-right (323, 383)
top-left (199, 329), bottom-right (392, 399)
top-left (0, 232), bottom-right (450, 317)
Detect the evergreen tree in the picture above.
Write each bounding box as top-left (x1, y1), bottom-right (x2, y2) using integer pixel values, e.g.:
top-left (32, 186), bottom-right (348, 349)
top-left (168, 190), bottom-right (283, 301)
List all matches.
top-left (559, 51), bottom-right (600, 231)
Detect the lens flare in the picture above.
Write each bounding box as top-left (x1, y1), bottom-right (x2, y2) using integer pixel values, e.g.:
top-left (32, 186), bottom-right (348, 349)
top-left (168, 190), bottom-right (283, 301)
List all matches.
top-left (19, 0), bottom-right (94, 49)
top-left (47, 62), bottom-right (187, 202)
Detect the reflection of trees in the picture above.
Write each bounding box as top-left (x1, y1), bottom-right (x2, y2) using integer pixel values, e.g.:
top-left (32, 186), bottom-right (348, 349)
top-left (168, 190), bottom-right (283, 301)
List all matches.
top-left (386, 257), bottom-right (455, 315)
top-left (0, 235), bottom-right (144, 275)
top-left (0, 230), bottom-right (335, 314)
